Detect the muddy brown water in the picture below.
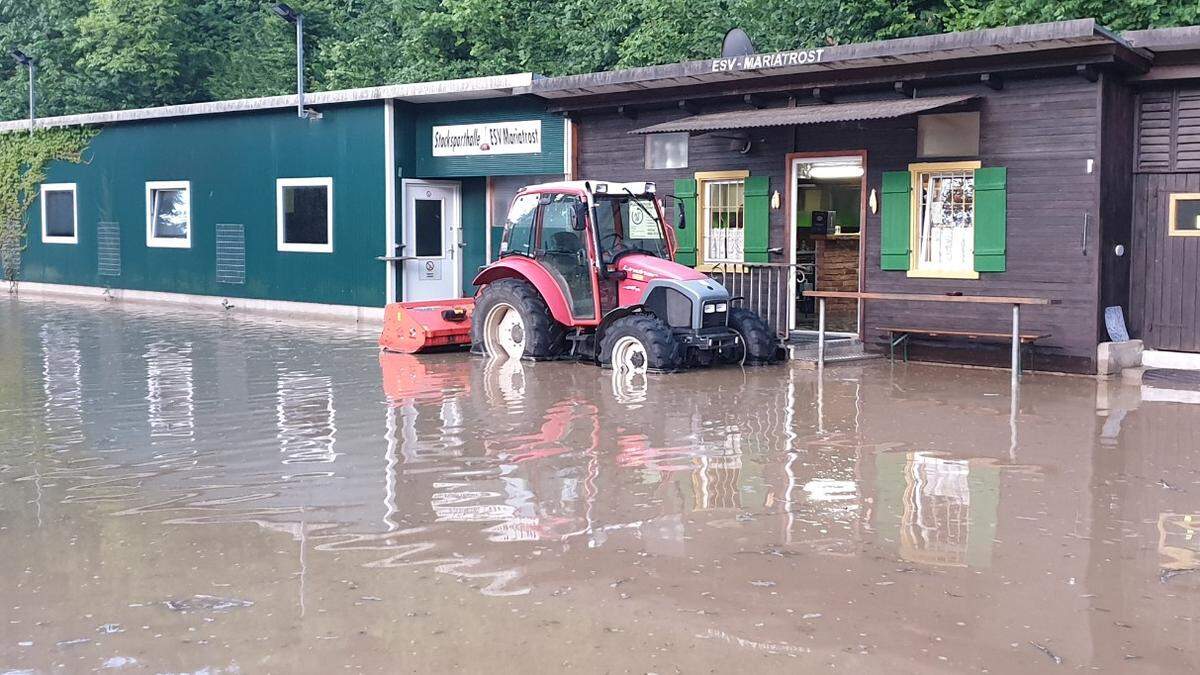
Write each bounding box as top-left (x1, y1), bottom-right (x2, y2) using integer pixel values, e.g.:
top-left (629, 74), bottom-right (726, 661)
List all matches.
top-left (3, 297), bottom-right (1200, 674)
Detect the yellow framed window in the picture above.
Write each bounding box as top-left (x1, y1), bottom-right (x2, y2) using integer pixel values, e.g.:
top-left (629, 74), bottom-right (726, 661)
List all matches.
top-left (908, 161), bottom-right (982, 279)
top-left (1168, 193), bottom-right (1200, 237)
top-left (696, 170), bottom-right (749, 267)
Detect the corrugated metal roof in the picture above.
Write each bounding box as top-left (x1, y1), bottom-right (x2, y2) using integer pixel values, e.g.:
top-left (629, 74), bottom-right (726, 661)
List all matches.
top-left (0, 73), bottom-right (534, 134)
top-left (628, 94), bottom-right (978, 134)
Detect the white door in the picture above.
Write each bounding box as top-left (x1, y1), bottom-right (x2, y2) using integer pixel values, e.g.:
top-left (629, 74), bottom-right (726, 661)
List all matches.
top-left (401, 181), bottom-right (460, 301)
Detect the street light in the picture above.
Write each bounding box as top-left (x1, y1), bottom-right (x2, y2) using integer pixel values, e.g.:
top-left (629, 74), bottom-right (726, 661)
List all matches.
top-left (9, 48), bottom-right (35, 134)
top-left (272, 3), bottom-right (310, 119)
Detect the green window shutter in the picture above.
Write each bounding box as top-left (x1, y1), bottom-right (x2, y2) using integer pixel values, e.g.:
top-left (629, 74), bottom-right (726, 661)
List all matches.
top-left (743, 176), bottom-right (770, 263)
top-left (673, 179), bottom-right (698, 267)
top-left (973, 167), bottom-right (1007, 273)
top-left (880, 171), bottom-right (912, 271)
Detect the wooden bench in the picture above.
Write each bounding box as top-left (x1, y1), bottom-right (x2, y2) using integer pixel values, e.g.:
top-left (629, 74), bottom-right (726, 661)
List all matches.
top-left (880, 326), bottom-right (1051, 370)
top-left (802, 290), bottom-right (1059, 383)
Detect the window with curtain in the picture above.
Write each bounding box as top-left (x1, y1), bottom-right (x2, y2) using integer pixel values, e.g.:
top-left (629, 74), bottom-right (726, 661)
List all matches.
top-left (913, 168), bottom-right (975, 274)
top-left (702, 178), bottom-right (745, 264)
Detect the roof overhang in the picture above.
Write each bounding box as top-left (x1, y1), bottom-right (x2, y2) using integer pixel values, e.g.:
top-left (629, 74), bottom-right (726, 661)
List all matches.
top-left (629, 94), bottom-right (978, 135)
top-left (1124, 27), bottom-right (1200, 53)
top-left (526, 19), bottom-right (1143, 102)
top-left (0, 73), bottom-right (535, 134)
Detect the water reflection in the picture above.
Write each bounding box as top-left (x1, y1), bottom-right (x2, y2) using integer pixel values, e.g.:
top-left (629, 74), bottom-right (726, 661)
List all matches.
top-left (276, 370), bottom-right (337, 465)
top-left (144, 341), bottom-right (194, 441)
top-left (4, 298), bottom-right (1200, 673)
top-left (39, 323), bottom-right (84, 448)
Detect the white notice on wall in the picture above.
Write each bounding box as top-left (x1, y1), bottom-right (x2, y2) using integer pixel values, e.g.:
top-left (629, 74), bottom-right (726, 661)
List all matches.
top-left (432, 120), bottom-right (542, 157)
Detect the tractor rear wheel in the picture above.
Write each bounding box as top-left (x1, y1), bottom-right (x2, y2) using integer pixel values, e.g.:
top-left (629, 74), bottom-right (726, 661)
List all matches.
top-left (473, 278), bottom-right (566, 360)
top-left (600, 314), bottom-right (683, 374)
top-left (721, 307), bottom-right (778, 366)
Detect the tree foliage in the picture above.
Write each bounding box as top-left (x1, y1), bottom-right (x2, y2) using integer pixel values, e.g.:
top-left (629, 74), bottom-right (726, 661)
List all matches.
top-left (1, 0), bottom-right (1198, 120)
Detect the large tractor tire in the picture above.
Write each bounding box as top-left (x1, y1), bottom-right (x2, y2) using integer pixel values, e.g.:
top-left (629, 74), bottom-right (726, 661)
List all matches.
top-left (599, 314), bottom-right (684, 374)
top-left (472, 278), bottom-right (567, 360)
top-left (721, 307), bottom-right (779, 366)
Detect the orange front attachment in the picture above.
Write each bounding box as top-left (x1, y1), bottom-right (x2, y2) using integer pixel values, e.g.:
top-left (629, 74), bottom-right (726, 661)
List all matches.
top-left (379, 299), bottom-right (475, 354)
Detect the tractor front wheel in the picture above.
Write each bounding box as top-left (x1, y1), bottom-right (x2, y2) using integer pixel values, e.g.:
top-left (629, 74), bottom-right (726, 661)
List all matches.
top-left (473, 279), bottom-right (566, 360)
top-left (721, 307), bottom-right (778, 366)
top-left (600, 314), bottom-right (683, 374)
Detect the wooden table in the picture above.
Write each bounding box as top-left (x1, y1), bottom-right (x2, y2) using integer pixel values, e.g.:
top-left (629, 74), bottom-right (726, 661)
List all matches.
top-left (802, 291), bottom-right (1059, 383)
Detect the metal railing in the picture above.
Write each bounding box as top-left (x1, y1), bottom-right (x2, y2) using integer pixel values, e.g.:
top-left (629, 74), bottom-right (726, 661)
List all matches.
top-left (710, 262), bottom-right (802, 339)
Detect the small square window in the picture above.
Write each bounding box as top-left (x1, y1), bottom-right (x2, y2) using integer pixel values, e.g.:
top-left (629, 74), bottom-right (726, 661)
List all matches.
top-left (41, 183), bottom-right (77, 244)
top-left (146, 181), bottom-right (191, 248)
top-left (645, 132), bottom-right (689, 170)
top-left (1169, 193), bottom-right (1200, 237)
top-left (277, 177), bottom-right (333, 253)
top-left (917, 112), bottom-right (980, 158)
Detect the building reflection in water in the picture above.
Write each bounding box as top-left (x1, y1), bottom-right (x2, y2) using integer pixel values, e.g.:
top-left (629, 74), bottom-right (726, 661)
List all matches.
top-left (144, 341), bottom-right (195, 441)
top-left (276, 370), bottom-right (337, 465)
top-left (40, 324), bottom-right (84, 448)
top-left (874, 451), bottom-right (999, 568)
top-left (1159, 513), bottom-right (1200, 575)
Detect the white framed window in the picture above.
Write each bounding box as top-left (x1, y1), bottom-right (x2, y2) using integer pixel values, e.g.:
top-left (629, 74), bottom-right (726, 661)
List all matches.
top-left (41, 183), bottom-right (78, 244)
top-left (277, 177), bottom-right (333, 253)
top-left (697, 171), bottom-right (747, 265)
top-left (910, 162), bottom-right (980, 278)
top-left (645, 132), bottom-right (689, 169)
top-left (145, 181), bottom-right (192, 248)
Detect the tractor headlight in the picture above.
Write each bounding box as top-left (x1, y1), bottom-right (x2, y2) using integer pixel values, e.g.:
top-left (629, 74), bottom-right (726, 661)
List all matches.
top-left (704, 303), bottom-right (717, 314)
top-left (715, 302), bottom-right (728, 312)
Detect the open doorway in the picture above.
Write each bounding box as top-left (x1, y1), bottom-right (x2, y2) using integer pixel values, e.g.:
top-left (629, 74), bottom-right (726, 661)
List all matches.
top-left (787, 152), bottom-right (866, 335)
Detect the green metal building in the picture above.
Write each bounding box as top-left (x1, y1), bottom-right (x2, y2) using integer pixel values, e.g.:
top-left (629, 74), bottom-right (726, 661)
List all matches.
top-left (5, 74), bottom-right (569, 319)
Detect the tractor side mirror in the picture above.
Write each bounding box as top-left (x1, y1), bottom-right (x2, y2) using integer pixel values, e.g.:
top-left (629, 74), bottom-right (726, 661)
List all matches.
top-left (666, 195), bottom-right (686, 229)
top-left (571, 201), bottom-right (589, 232)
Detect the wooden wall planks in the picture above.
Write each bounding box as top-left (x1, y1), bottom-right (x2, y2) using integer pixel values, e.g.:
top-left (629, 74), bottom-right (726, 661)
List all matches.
top-left (574, 74), bottom-right (1105, 372)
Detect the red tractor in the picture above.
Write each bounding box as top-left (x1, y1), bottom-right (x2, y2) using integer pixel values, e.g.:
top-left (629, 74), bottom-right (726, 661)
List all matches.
top-left (381, 180), bottom-right (780, 373)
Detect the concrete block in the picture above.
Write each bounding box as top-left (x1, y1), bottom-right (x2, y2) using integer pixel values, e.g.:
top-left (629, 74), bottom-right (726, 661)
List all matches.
top-left (1097, 339), bottom-right (1143, 376)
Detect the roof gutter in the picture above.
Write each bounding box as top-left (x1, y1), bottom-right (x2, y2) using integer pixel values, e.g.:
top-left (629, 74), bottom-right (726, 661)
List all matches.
top-left (0, 73), bottom-right (535, 134)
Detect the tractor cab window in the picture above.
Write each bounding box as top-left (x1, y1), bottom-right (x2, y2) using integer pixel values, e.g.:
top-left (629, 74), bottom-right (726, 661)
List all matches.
top-left (535, 193), bottom-right (595, 320)
top-left (500, 193), bottom-right (538, 257)
top-left (593, 195), bottom-right (670, 263)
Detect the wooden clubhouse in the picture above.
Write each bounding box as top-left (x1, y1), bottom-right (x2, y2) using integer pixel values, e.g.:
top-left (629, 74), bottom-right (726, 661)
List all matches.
top-left (527, 20), bottom-right (1200, 374)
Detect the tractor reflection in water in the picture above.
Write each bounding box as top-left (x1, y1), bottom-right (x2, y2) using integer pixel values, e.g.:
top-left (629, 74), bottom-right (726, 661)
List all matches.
top-left (378, 350), bottom-right (782, 557)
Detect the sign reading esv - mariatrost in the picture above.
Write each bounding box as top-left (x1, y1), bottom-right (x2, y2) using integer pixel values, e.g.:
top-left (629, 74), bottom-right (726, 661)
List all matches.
top-left (432, 120), bottom-right (542, 157)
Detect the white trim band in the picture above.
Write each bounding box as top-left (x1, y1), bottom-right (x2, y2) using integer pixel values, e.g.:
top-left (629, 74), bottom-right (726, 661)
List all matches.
top-left (11, 281), bottom-right (384, 323)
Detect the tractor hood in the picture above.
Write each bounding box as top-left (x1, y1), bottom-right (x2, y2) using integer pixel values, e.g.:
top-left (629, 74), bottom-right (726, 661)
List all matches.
top-left (614, 254), bottom-right (709, 283)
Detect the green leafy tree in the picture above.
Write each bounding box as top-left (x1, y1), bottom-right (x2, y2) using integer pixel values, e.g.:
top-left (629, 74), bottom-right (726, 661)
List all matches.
top-left (2, 0), bottom-right (1200, 120)
top-left (74, 0), bottom-right (212, 110)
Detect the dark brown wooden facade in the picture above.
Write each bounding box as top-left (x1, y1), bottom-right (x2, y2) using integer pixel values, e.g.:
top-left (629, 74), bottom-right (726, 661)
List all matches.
top-left (530, 21), bottom-right (1200, 374)
top-left (567, 71), bottom-right (1122, 373)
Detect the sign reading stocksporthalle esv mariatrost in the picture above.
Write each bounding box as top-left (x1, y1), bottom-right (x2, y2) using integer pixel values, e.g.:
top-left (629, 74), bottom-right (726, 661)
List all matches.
top-left (432, 120), bottom-right (542, 157)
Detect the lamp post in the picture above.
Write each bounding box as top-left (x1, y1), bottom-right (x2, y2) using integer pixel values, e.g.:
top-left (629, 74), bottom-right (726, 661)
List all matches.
top-left (9, 48), bottom-right (34, 134)
top-left (272, 3), bottom-right (307, 119)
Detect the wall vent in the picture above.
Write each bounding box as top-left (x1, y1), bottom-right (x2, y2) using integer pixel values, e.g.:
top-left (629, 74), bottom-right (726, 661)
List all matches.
top-left (215, 223), bottom-right (246, 285)
top-left (97, 222), bottom-right (121, 276)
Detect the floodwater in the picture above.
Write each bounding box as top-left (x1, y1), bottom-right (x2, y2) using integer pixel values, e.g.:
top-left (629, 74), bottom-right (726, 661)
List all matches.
top-left (2, 298), bottom-right (1200, 674)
